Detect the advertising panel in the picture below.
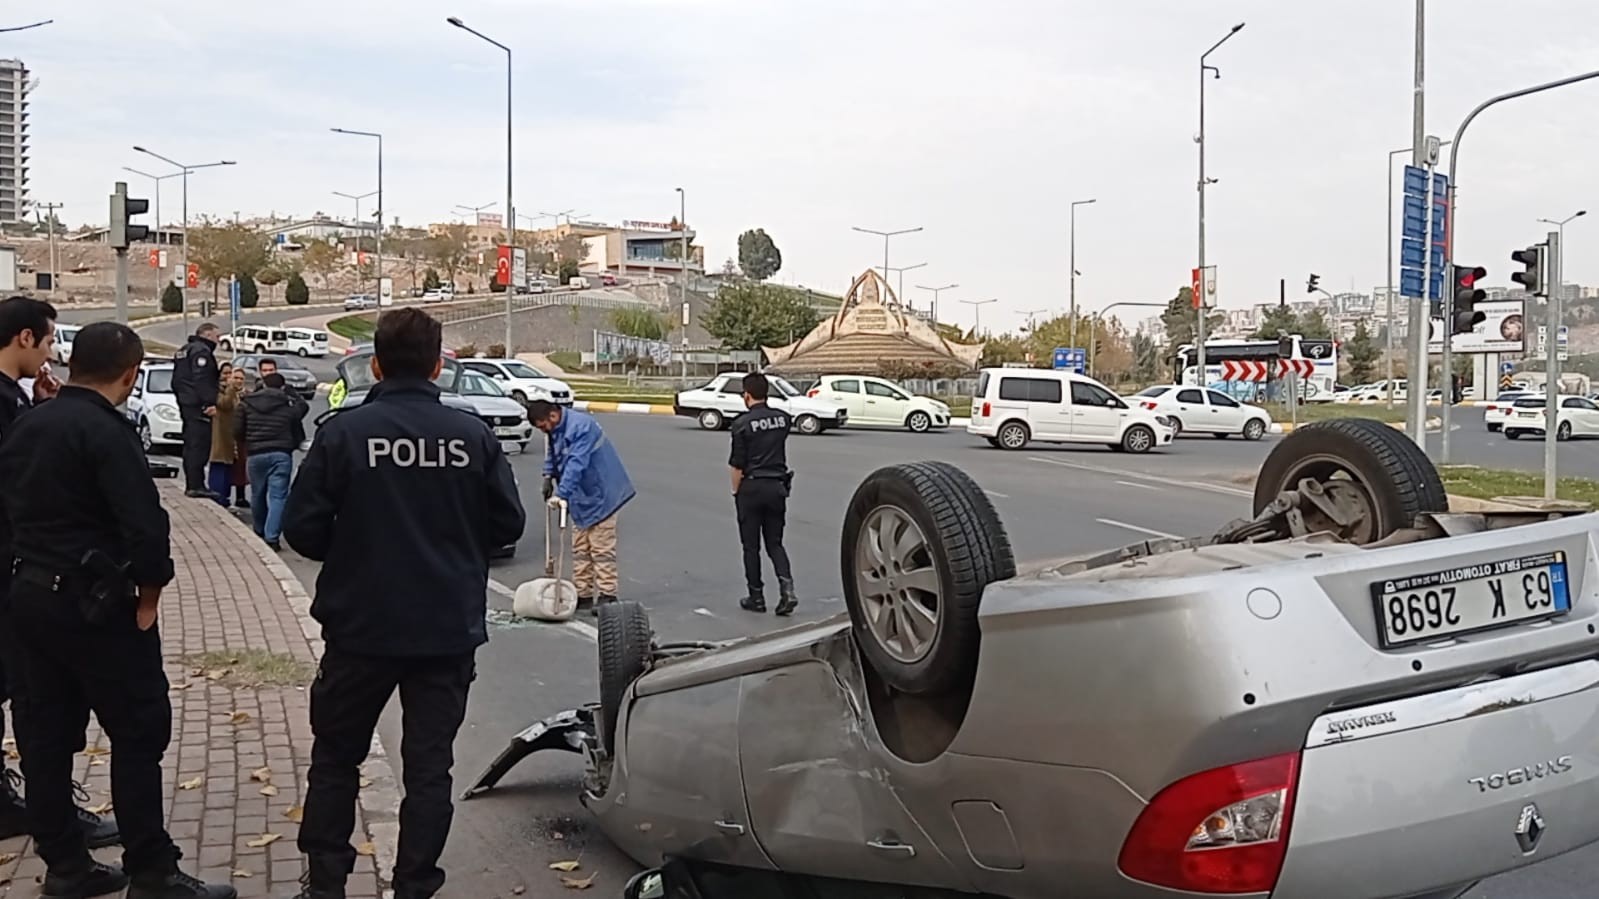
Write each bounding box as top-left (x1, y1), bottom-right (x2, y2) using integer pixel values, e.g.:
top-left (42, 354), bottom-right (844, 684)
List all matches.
top-left (1425, 300), bottom-right (1525, 353)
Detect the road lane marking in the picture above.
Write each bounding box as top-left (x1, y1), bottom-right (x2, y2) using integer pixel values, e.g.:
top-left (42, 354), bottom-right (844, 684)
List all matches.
top-left (1096, 518), bottom-right (1182, 540)
top-left (488, 578), bottom-right (599, 640)
top-left (983, 489), bottom-right (1010, 499)
top-left (1115, 480), bottom-right (1159, 491)
top-left (1027, 456), bottom-right (1252, 498)
top-left (693, 607), bottom-right (718, 618)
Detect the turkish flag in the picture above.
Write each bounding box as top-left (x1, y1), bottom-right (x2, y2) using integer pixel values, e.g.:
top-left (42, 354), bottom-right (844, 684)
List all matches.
top-left (186, 264), bottom-right (199, 289)
top-left (496, 245), bottom-right (512, 286)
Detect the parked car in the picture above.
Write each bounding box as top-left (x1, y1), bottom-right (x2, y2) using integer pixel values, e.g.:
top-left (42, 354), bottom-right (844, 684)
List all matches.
top-left (343, 294), bottom-right (378, 311)
top-left (283, 327), bottom-right (330, 358)
top-left (422, 286), bottom-right (454, 303)
top-left (1131, 384), bottom-right (1270, 440)
top-left (457, 370), bottom-right (535, 451)
top-left (529, 279), bottom-right (548, 294)
top-left (967, 367), bottom-right (1174, 453)
top-left (806, 374), bottom-right (950, 432)
top-left (673, 372), bottom-right (848, 434)
top-left (600, 273), bottom-right (618, 286)
top-left (53, 323), bottom-right (80, 365)
top-left (1483, 390), bottom-right (1533, 432)
top-left (125, 358), bottom-right (183, 451)
top-left (1343, 380), bottom-right (1407, 403)
top-left (459, 358), bottom-right (574, 406)
top-left (219, 324), bottom-right (289, 354)
top-left (468, 419), bottom-right (1599, 899)
top-left (1503, 394), bottom-right (1599, 440)
top-left (568, 276), bottom-right (589, 290)
top-left (231, 353), bottom-right (319, 399)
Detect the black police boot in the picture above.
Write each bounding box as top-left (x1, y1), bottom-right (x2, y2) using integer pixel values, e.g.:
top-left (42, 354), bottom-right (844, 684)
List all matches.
top-left (41, 859), bottom-right (129, 899)
top-left (0, 768), bottom-right (28, 840)
top-left (739, 591), bottom-right (767, 614)
top-left (279, 870), bottom-right (344, 899)
top-left (73, 787), bottom-right (120, 849)
top-left (126, 867), bottom-right (237, 899)
top-left (590, 594), bottom-right (617, 618)
top-left (775, 578), bottom-right (799, 617)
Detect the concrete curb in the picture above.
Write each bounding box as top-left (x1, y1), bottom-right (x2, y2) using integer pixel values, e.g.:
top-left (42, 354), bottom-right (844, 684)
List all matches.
top-left (1276, 417), bottom-right (1441, 433)
top-left (124, 300), bottom-right (357, 330)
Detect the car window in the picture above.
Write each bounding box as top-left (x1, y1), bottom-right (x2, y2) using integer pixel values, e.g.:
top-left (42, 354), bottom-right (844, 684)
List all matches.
top-left (832, 379), bottom-right (860, 394)
top-left (1136, 386), bottom-right (1170, 398)
top-left (270, 331), bottom-right (287, 340)
top-left (975, 371), bottom-right (990, 398)
top-left (145, 369), bottom-right (174, 394)
top-left (997, 377), bottom-right (1062, 404)
top-left (720, 378), bottom-right (746, 395)
top-left (460, 371), bottom-right (507, 397)
top-left (462, 362), bottom-right (497, 376)
top-left (1207, 390), bottom-right (1241, 408)
top-left (865, 381), bottom-right (907, 400)
top-left (503, 362), bottom-right (545, 379)
top-left (1070, 381), bottom-right (1122, 408)
top-left (1176, 389), bottom-right (1205, 404)
top-left (772, 377), bottom-right (801, 398)
top-left (1562, 397), bottom-right (1593, 409)
top-left (264, 355), bottom-right (305, 371)
top-left (1512, 397), bottom-right (1547, 408)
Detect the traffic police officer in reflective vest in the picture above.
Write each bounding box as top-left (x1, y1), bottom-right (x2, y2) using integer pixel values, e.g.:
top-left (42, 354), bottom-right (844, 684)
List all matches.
top-left (170, 323), bottom-right (221, 498)
top-left (729, 372), bottom-right (797, 616)
top-left (0, 322), bottom-right (234, 899)
top-left (283, 308), bottom-right (525, 899)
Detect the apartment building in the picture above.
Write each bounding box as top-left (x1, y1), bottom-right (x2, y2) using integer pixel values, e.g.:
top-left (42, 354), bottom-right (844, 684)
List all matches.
top-left (0, 59), bottom-right (29, 225)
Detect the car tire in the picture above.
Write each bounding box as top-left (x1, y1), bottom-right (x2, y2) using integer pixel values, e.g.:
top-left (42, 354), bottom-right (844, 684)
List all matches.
top-left (218, 339), bottom-right (232, 351)
top-left (906, 411), bottom-right (932, 433)
top-left (696, 409), bottom-right (724, 431)
top-left (297, 348), bottom-right (309, 357)
top-left (512, 390), bottom-right (528, 404)
top-left (1122, 424), bottom-right (1156, 454)
top-left (984, 436), bottom-right (1001, 448)
top-left (597, 600), bottom-right (652, 755)
top-left (841, 461), bottom-right (1016, 697)
top-left (1253, 417), bottom-right (1447, 544)
top-left (138, 419), bottom-right (153, 453)
top-left (1486, 423), bottom-right (1501, 432)
top-left (254, 344), bottom-right (266, 354)
top-left (1506, 429), bottom-right (1521, 440)
top-left (1243, 418), bottom-right (1267, 441)
top-left (795, 414), bottom-right (822, 436)
top-left (1168, 417), bottom-right (1184, 438)
top-left (996, 421), bottom-right (1029, 450)
top-left (1558, 421), bottom-right (1573, 441)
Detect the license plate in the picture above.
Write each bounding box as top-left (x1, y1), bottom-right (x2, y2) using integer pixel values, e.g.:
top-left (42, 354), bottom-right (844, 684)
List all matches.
top-left (1371, 552), bottom-right (1572, 648)
top-left (1518, 411), bottom-right (1538, 418)
top-left (499, 440), bottom-right (521, 453)
top-left (495, 427), bottom-right (523, 438)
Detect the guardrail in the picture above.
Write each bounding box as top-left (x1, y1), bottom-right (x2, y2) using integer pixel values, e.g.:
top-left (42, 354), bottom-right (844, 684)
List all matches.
top-left (430, 289), bottom-right (660, 326)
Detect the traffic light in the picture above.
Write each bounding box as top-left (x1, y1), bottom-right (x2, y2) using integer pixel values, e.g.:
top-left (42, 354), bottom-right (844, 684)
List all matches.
top-left (1451, 265), bottom-right (1487, 334)
top-left (1510, 245), bottom-right (1546, 296)
top-left (1277, 335), bottom-right (1293, 357)
top-left (1306, 273), bottom-right (1320, 294)
top-left (108, 181), bottom-right (150, 250)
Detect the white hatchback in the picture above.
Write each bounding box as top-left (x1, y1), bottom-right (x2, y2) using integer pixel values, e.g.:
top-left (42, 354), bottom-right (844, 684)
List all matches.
top-left (966, 368), bottom-right (1175, 453)
top-left (459, 358), bottom-right (574, 406)
top-left (125, 360), bottom-right (184, 451)
top-left (674, 372), bottom-right (848, 435)
top-left (806, 374), bottom-right (950, 432)
top-left (1503, 395), bottom-right (1599, 441)
top-left (1130, 384), bottom-right (1270, 440)
top-left (1483, 390), bottom-right (1533, 432)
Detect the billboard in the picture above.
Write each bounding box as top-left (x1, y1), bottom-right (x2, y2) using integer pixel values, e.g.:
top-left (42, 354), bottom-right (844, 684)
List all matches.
top-left (477, 212), bottom-right (503, 228)
top-left (1426, 300), bottom-right (1525, 353)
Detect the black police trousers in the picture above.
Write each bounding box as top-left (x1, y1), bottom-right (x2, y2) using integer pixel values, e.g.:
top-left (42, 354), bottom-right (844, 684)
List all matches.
top-left (736, 477), bottom-right (792, 594)
top-left (299, 645), bottom-right (475, 899)
top-left (9, 581), bottom-right (177, 876)
top-left (180, 410), bottom-right (210, 492)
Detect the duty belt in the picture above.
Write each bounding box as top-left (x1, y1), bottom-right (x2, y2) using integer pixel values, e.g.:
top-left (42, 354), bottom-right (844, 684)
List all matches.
top-left (9, 558), bottom-right (86, 594)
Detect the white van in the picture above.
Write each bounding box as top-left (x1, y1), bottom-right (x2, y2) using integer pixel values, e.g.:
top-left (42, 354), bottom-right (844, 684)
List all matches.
top-left (283, 327), bottom-right (330, 358)
top-left (966, 367), bottom-right (1176, 453)
top-left (219, 325), bottom-right (289, 354)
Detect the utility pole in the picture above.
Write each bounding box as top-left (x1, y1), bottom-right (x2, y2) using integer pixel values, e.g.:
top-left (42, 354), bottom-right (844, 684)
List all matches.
top-left (885, 263), bottom-right (926, 307)
top-left (916, 283), bottom-right (958, 325)
top-left (960, 298), bottom-right (997, 336)
top-left (1404, 0), bottom-right (1428, 446)
top-left (1197, 22), bottom-right (1245, 386)
top-left (1019, 308), bottom-right (1047, 334)
top-left (677, 187), bottom-right (688, 382)
top-left (1069, 198), bottom-right (1095, 346)
top-left (35, 201), bottom-right (60, 295)
top-left (1544, 230), bottom-right (1561, 499)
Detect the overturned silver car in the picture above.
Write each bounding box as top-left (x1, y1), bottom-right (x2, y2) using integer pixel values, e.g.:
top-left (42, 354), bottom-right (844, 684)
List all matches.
top-left (468, 419), bottom-right (1599, 899)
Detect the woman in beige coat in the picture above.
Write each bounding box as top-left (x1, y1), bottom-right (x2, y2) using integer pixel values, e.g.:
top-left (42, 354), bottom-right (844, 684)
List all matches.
top-left (208, 365), bottom-right (249, 507)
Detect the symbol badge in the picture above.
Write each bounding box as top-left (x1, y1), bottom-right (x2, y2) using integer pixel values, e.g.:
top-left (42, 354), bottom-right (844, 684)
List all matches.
top-left (1515, 803), bottom-right (1546, 853)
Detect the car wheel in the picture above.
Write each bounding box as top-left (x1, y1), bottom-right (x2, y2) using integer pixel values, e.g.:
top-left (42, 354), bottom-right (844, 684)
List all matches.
top-left (597, 600), bottom-right (652, 754)
top-left (1243, 418), bottom-right (1267, 441)
top-left (138, 419), bottom-right (153, 453)
top-left (1558, 421), bottom-right (1573, 441)
top-left (996, 421), bottom-right (1029, 450)
top-left (1506, 429), bottom-right (1521, 440)
top-left (1253, 417), bottom-right (1447, 545)
top-left (906, 411), bottom-right (932, 433)
top-left (254, 344), bottom-right (266, 354)
top-left (841, 461), bottom-right (1016, 696)
top-left (512, 390), bottom-right (528, 404)
top-left (1487, 423), bottom-right (1501, 432)
top-left (298, 348), bottom-right (309, 357)
top-left (218, 339), bottom-right (231, 351)
top-left (1122, 424), bottom-right (1156, 454)
top-left (984, 436), bottom-right (1001, 448)
top-left (696, 409), bottom-right (724, 430)
top-left (795, 414), bottom-right (822, 436)
top-left (1168, 417), bottom-right (1184, 438)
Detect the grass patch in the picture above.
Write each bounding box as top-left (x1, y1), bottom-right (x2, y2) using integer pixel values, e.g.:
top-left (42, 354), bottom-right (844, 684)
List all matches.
top-left (1439, 466), bottom-right (1599, 507)
top-left (180, 650), bottom-right (316, 688)
top-left (547, 351), bottom-right (581, 372)
top-left (327, 315), bottom-right (376, 343)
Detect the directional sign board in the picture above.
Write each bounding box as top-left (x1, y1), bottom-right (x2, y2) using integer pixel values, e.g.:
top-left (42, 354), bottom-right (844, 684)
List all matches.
top-left (1221, 360), bottom-right (1270, 382)
top-left (228, 277), bottom-right (241, 321)
top-left (1277, 358), bottom-right (1316, 379)
top-left (1052, 347), bottom-right (1086, 374)
top-left (1399, 165), bottom-right (1449, 302)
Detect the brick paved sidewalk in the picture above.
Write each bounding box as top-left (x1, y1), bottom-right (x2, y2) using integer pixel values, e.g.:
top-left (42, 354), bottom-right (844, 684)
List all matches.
top-left (0, 481), bottom-right (390, 897)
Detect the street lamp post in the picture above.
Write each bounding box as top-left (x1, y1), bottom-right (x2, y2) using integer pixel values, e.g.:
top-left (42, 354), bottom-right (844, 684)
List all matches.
top-left (448, 15), bottom-right (515, 355)
top-left (131, 147), bottom-right (236, 331)
top-left (124, 167), bottom-right (183, 304)
top-left (852, 226), bottom-right (923, 289)
top-left (335, 189), bottom-right (380, 293)
top-left (916, 283), bottom-right (958, 325)
top-left (1537, 211), bottom-right (1586, 300)
top-left (453, 201), bottom-right (497, 223)
top-left (677, 188), bottom-right (688, 381)
top-left (330, 129), bottom-right (383, 308)
top-left (885, 263), bottom-right (926, 307)
top-left (1196, 22), bottom-right (1245, 384)
top-left (959, 298), bottom-right (997, 336)
top-left (1069, 198), bottom-right (1096, 346)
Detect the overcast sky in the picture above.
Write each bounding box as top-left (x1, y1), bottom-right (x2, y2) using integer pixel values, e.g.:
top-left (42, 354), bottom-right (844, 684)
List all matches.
top-left (9, 0), bottom-right (1599, 331)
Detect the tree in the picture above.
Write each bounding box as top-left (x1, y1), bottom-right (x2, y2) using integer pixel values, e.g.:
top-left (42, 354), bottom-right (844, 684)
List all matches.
top-left (429, 224), bottom-right (473, 285)
top-left (1344, 320), bottom-right (1379, 383)
top-left (702, 282), bottom-right (821, 351)
top-left (611, 307), bottom-right (667, 341)
top-left (1250, 305), bottom-right (1300, 340)
top-left (557, 259), bottom-right (580, 285)
top-left (979, 333), bottom-right (1028, 366)
top-left (423, 268), bottom-right (442, 291)
top-left (1131, 331), bottom-right (1160, 383)
top-left (236, 273), bottom-right (259, 309)
top-left (1297, 308), bottom-right (1333, 340)
top-left (736, 229), bottom-right (782, 281)
top-left (285, 272), bottom-right (310, 306)
top-left (160, 282), bottom-right (184, 314)
top-left (188, 221), bottom-right (271, 303)
top-left (301, 238), bottom-right (342, 293)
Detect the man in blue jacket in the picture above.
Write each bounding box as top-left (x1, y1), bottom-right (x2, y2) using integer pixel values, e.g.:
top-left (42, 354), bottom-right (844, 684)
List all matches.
top-left (529, 401), bottom-right (634, 614)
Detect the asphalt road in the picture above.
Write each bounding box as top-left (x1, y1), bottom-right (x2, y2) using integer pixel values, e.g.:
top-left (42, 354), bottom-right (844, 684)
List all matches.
top-left (218, 412), bottom-right (1599, 898)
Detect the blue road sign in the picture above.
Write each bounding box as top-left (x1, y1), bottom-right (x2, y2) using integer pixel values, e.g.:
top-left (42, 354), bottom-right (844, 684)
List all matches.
top-left (1501, 361), bottom-right (1515, 375)
top-left (1053, 347), bottom-right (1086, 374)
top-left (1399, 165), bottom-right (1451, 302)
top-left (229, 279), bottom-right (241, 320)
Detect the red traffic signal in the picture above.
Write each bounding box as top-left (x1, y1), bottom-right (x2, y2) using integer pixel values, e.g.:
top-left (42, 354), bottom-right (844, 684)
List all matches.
top-left (1456, 265), bottom-right (1486, 288)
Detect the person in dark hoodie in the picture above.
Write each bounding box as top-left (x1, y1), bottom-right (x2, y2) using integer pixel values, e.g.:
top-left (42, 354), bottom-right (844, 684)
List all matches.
top-left (233, 372), bottom-right (306, 551)
top-left (170, 324), bottom-right (221, 498)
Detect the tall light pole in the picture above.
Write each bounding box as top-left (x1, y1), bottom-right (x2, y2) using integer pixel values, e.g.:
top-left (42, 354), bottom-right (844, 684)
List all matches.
top-left (852, 226), bottom-right (922, 289)
top-left (453, 201), bottom-right (497, 223)
top-left (132, 147), bottom-right (235, 331)
top-left (1196, 22), bottom-right (1245, 384)
top-left (917, 283), bottom-right (958, 325)
top-left (960, 298), bottom-right (997, 336)
top-left (1537, 210), bottom-right (1586, 301)
top-left (1068, 198), bottom-right (1096, 346)
top-left (676, 188), bottom-right (688, 381)
top-left (335, 190), bottom-right (380, 293)
top-left (330, 128), bottom-right (383, 309)
top-left (884, 262), bottom-right (926, 307)
top-left (448, 15), bottom-right (515, 355)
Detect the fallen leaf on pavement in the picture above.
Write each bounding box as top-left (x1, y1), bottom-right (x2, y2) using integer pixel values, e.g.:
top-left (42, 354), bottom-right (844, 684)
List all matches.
top-left (355, 842), bottom-right (375, 857)
top-left (0, 852), bottom-right (16, 864)
top-left (205, 669), bottom-right (228, 681)
top-left (512, 886), bottom-right (526, 896)
top-left (87, 803), bottom-right (112, 815)
top-left (284, 806), bottom-right (304, 823)
top-left (228, 711), bottom-right (252, 724)
top-left (189, 666), bottom-right (205, 677)
top-left (560, 874), bottom-right (595, 890)
top-left (170, 682), bottom-right (193, 691)
top-left (548, 861), bottom-right (580, 872)
top-left (259, 785), bottom-right (278, 797)
top-left (250, 767), bottom-right (273, 783)
top-left (244, 833), bottom-right (280, 848)
top-left (358, 777), bottom-right (373, 788)
top-left (178, 777), bottom-right (203, 790)
top-left (82, 747), bottom-right (110, 757)
top-left (230, 870), bottom-right (252, 878)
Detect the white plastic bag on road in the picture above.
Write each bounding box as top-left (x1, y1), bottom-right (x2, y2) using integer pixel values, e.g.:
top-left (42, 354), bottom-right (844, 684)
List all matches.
top-left (512, 501), bottom-right (579, 622)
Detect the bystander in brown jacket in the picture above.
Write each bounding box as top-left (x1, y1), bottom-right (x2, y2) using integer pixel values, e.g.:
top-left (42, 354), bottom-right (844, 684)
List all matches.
top-left (207, 366), bottom-right (249, 508)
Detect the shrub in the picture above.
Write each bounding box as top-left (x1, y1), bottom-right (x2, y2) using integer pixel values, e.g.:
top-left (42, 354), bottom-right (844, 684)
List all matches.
top-left (285, 273), bottom-right (310, 306)
top-left (160, 282), bottom-right (183, 314)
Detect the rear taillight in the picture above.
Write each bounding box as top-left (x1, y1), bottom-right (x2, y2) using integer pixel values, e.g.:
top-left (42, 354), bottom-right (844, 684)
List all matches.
top-left (1141, 401), bottom-right (1159, 410)
top-left (980, 401), bottom-right (991, 418)
top-left (806, 388), bottom-right (819, 397)
top-left (1118, 752), bottom-right (1300, 894)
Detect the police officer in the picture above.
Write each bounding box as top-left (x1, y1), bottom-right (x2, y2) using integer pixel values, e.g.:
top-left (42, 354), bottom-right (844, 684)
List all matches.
top-left (0, 322), bottom-right (232, 899)
top-left (283, 308), bottom-right (525, 899)
top-left (729, 372), bottom-right (797, 616)
top-left (171, 323), bottom-right (221, 498)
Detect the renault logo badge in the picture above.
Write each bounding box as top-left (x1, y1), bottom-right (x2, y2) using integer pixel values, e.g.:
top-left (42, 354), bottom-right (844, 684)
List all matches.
top-left (1515, 803), bottom-right (1546, 853)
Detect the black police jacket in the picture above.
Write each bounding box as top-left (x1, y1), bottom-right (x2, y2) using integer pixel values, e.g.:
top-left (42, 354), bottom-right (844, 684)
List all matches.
top-left (283, 379), bottom-right (526, 657)
top-left (171, 335), bottom-right (220, 411)
top-left (729, 402), bottom-right (792, 480)
top-left (0, 371), bottom-right (36, 592)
